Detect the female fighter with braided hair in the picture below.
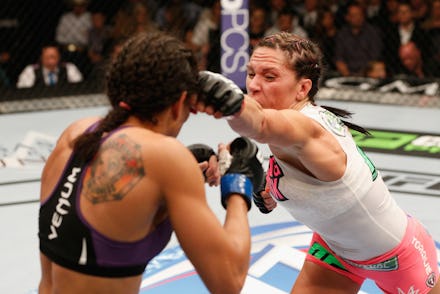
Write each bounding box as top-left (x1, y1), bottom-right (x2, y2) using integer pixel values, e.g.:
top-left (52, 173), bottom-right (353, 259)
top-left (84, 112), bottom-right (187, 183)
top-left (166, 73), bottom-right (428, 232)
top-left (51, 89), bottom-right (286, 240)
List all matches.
top-left (198, 31), bottom-right (439, 293)
top-left (38, 31), bottom-right (264, 294)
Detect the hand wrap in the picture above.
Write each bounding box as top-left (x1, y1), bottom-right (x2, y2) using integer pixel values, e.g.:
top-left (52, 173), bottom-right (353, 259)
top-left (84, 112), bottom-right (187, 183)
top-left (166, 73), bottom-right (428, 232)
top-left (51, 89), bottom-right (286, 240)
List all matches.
top-left (198, 71), bottom-right (244, 116)
top-left (220, 137), bottom-right (264, 210)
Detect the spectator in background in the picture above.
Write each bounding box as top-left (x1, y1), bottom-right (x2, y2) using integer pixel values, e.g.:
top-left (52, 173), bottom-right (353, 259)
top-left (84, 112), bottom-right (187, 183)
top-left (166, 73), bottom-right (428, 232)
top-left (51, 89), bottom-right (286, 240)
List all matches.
top-left (0, 51), bottom-right (11, 88)
top-left (0, 0), bottom-right (31, 85)
top-left (190, 0), bottom-right (221, 71)
top-left (85, 11), bottom-right (115, 89)
top-left (87, 37), bottom-right (126, 91)
top-left (296, 0), bottom-right (320, 36)
top-left (365, 0), bottom-right (382, 20)
top-left (382, 0), bottom-right (400, 26)
top-left (155, 0), bottom-right (201, 31)
top-left (87, 11), bottom-right (113, 67)
top-left (156, 1), bottom-right (191, 41)
top-left (397, 41), bottom-right (440, 79)
top-left (382, 1), bottom-right (432, 75)
top-left (422, 0), bottom-right (440, 30)
top-left (111, 1), bottom-right (157, 41)
top-left (249, 5), bottom-right (269, 51)
top-left (334, 3), bottom-right (383, 76)
top-left (108, 38), bottom-right (125, 62)
top-left (182, 25), bottom-right (197, 54)
top-left (422, 0), bottom-right (440, 64)
top-left (55, 0), bottom-right (92, 78)
top-left (365, 0), bottom-right (389, 27)
top-left (265, 7), bottom-right (308, 38)
top-left (16, 43), bottom-right (83, 89)
top-left (410, 0), bottom-right (429, 23)
top-left (135, 0), bottom-right (160, 21)
top-left (364, 60), bottom-right (388, 79)
top-left (311, 7), bottom-right (338, 76)
top-left (268, 0), bottom-right (291, 27)
top-left (110, 0), bottom-right (158, 30)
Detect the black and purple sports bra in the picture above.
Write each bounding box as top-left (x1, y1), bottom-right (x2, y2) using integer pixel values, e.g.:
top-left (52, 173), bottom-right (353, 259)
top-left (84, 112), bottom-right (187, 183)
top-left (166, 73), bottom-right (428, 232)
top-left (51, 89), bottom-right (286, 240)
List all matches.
top-left (38, 123), bottom-right (173, 277)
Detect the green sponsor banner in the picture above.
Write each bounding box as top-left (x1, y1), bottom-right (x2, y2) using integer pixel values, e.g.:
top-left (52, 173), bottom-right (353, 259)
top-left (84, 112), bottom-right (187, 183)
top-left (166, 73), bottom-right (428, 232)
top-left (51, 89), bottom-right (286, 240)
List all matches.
top-left (351, 129), bottom-right (440, 158)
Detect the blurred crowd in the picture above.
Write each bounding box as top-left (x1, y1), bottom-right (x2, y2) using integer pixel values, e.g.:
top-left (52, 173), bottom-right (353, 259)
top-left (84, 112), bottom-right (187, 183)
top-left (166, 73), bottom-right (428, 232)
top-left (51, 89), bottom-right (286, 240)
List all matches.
top-left (1, 0), bottom-right (440, 93)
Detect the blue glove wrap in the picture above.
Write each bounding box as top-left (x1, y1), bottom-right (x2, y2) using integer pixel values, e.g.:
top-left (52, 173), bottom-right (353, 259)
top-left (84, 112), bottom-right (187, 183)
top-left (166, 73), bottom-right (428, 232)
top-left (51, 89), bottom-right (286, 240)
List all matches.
top-left (220, 173), bottom-right (253, 210)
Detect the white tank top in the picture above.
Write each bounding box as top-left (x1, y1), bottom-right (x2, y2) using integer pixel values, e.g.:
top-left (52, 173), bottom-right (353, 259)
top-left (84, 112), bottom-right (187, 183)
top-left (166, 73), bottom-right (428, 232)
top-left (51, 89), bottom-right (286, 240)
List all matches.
top-left (267, 103), bottom-right (408, 261)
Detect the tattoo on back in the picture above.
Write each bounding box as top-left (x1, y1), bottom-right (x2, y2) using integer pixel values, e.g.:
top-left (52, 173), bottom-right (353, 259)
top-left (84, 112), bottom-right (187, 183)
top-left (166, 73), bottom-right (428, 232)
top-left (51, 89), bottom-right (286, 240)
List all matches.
top-left (84, 134), bottom-right (145, 204)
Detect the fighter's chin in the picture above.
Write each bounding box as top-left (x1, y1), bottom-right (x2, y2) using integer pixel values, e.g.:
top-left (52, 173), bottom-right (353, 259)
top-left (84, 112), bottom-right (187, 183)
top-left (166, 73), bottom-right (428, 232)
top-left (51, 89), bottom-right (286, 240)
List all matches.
top-left (249, 95), bottom-right (264, 106)
top-left (247, 93), bottom-right (259, 101)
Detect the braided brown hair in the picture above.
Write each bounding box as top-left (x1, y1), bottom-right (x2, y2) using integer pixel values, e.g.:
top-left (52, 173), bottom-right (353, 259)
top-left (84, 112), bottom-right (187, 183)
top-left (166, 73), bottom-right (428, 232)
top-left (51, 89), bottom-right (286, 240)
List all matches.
top-left (73, 31), bottom-right (199, 162)
top-left (254, 32), bottom-right (369, 135)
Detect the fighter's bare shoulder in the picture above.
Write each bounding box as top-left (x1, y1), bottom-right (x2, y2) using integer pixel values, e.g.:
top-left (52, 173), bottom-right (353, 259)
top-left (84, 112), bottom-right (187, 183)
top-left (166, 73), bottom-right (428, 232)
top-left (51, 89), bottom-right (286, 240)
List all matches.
top-left (119, 128), bottom-right (192, 164)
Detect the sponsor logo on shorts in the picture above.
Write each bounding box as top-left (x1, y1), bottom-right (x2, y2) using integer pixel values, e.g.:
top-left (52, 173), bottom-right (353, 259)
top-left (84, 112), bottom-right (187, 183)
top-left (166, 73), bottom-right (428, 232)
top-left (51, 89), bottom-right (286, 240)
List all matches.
top-left (309, 242), bottom-right (347, 271)
top-left (397, 285), bottom-right (420, 294)
top-left (412, 236), bottom-right (433, 276)
top-left (344, 255), bottom-right (399, 272)
top-left (426, 272), bottom-right (436, 288)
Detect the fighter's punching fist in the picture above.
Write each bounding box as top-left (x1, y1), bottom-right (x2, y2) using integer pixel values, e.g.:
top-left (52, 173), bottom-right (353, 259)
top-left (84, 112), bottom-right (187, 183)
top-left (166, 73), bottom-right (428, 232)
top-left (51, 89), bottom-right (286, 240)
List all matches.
top-left (198, 71), bottom-right (244, 116)
top-left (187, 143), bottom-right (216, 163)
top-left (187, 143), bottom-right (220, 187)
top-left (220, 137), bottom-right (264, 210)
top-left (252, 175), bottom-right (276, 214)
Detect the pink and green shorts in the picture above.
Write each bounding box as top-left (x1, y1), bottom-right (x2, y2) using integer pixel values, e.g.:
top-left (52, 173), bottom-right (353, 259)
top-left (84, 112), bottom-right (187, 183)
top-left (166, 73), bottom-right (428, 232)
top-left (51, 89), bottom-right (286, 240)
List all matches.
top-left (306, 216), bottom-right (439, 293)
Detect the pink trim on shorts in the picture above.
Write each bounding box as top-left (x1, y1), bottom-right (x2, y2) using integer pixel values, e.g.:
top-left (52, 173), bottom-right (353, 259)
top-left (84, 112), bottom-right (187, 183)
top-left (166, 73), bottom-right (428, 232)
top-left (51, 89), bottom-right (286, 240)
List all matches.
top-left (306, 216), bottom-right (439, 293)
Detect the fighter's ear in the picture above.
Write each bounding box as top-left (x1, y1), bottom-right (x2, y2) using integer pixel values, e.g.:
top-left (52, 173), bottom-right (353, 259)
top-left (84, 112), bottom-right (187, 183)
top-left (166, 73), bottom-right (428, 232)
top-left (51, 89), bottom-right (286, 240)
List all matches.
top-left (171, 91), bottom-right (188, 119)
top-left (296, 78), bottom-right (312, 101)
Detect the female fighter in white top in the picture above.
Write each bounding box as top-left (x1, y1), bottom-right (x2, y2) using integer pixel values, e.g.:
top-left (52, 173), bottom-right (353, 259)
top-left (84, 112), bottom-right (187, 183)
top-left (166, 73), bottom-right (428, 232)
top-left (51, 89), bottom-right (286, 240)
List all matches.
top-left (197, 31), bottom-right (440, 294)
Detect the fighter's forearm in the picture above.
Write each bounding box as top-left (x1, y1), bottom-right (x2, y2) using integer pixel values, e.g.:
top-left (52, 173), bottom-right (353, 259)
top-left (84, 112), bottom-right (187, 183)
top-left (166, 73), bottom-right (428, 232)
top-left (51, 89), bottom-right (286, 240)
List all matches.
top-left (228, 96), bottom-right (265, 141)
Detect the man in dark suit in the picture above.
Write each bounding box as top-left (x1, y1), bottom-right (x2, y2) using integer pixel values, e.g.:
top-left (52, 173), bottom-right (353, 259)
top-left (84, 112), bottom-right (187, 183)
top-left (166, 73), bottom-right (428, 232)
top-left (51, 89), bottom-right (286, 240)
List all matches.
top-left (16, 43), bottom-right (83, 89)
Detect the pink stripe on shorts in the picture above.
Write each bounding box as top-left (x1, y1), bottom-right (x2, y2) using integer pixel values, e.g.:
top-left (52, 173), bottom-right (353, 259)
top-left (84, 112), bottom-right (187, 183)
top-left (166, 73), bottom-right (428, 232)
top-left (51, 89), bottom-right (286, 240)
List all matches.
top-left (306, 216), bottom-right (439, 294)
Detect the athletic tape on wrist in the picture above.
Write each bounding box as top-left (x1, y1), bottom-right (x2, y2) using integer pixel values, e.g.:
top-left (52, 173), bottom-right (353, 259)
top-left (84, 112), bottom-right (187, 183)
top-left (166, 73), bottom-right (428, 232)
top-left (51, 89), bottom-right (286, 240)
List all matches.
top-left (218, 149), bottom-right (232, 175)
top-left (220, 173), bottom-right (253, 210)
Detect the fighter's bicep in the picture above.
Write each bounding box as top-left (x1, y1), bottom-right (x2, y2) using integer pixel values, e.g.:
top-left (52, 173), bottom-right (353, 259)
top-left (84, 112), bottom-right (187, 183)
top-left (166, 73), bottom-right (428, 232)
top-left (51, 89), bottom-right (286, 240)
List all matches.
top-left (261, 110), bottom-right (319, 147)
top-left (155, 145), bottom-right (226, 250)
top-left (155, 143), bottom-right (209, 215)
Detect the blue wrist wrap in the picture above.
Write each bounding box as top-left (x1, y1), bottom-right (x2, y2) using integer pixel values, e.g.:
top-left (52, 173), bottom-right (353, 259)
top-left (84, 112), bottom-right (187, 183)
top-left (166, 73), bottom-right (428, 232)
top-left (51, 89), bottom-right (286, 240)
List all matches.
top-left (220, 173), bottom-right (253, 210)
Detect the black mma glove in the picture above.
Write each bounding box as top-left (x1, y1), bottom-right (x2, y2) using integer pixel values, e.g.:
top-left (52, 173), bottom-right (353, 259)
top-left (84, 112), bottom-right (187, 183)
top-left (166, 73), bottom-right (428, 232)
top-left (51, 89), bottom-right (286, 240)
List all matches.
top-left (187, 143), bottom-right (216, 163)
top-left (198, 71), bottom-right (244, 116)
top-left (187, 143), bottom-right (217, 181)
top-left (252, 173), bottom-right (273, 214)
top-left (220, 137), bottom-right (264, 210)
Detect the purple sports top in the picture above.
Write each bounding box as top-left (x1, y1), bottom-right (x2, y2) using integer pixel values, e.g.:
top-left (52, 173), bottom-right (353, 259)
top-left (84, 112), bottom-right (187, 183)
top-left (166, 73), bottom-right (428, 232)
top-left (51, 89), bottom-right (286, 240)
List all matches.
top-left (38, 124), bottom-right (173, 277)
